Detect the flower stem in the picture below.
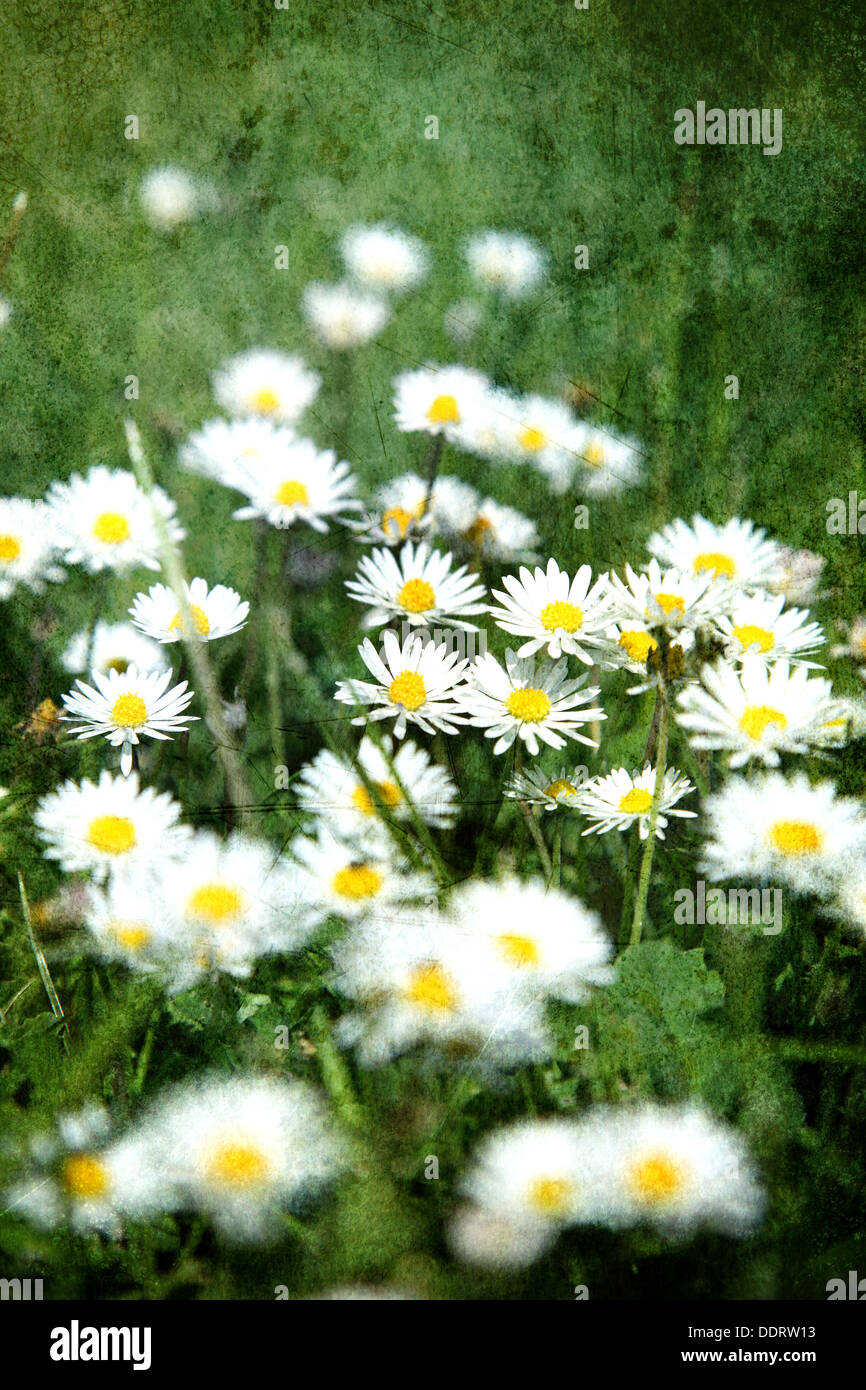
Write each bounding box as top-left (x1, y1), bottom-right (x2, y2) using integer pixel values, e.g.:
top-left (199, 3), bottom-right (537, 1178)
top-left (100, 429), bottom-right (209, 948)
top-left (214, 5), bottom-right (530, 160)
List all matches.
top-left (310, 1005), bottom-right (364, 1129)
top-left (365, 722), bottom-right (449, 886)
top-left (421, 433), bottom-right (445, 513)
top-left (629, 683), bottom-right (670, 948)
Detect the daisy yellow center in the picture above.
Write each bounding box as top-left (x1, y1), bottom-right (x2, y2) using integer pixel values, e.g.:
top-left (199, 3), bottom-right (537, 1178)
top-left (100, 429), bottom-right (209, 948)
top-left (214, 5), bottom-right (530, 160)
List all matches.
top-left (92, 511), bottom-right (131, 545)
top-left (187, 882), bottom-right (243, 923)
top-left (619, 629), bottom-right (658, 663)
top-left (111, 693), bottom-right (147, 728)
top-left (169, 605), bottom-right (211, 637)
top-left (528, 1176), bottom-right (574, 1216)
top-left (518, 425), bottom-right (548, 452)
top-left (205, 1142), bottom-right (271, 1189)
top-left (106, 658), bottom-right (129, 673)
top-left (739, 704), bottom-right (787, 740)
top-left (352, 780), bottom-right (401, 815)
top-left (584, 440), bottom-right (605, 468)
top-left (506, 688), bottom-right (551, 722)
top-left (398, 578), bottom-right (436, 613)
top-left (769, 820), bottom-right (824, 854)
top-left (404, 962), bottom-right (456, 1013)
top-left (332, 864), bottom-right (383, 899)
top-left (544, 778), bottom-right (577, 799)
top-left (250, 387), bottom-right (280, 414)
top-left (426, 393), bottom-right (459, 424)
top-left (654, 592), bottom-right (685, 618)
top-left (694, 551), bottom-right (735, 579)
top-left (496, 932), bottom-right (540, 967)
top-left (388, 670), bottom-right (426, 710)
top-left (540, 600), bottom-right (583, 633)
top-left (619, 788), bottom-right (653, 815)
top-left (629, 1152), bottom-right (685, 1205)
top-left (111, 921), bottom-right (152, 952)
top-left (733, 623), bottom-right (774, 653)
top-left (87, 814), bottom-right (137, 855)
top-left (36, 698), bottom-right (60, 724)
top-left (382, 506), bottom-right (413, 539)
top-left (275, 479), bottom-right (309, 507)
top-left (0, 533), bottom-right (21, 562)
top-left (465, 515), bottom-right (492, 546)
top-left (61, 1153), bottom-right (109, 1199)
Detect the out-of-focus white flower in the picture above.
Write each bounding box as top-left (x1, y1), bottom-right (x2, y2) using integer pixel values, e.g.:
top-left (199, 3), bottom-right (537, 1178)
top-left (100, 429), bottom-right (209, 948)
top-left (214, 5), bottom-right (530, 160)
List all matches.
top-left (34, 770), bottom-right (190, 881)
top-left (393, 364), bottom-right (492, 440)
top-left (61, 621), bottom-right (168, 677)
top-left (212, 348), bottom-right (321, 424)
top-left (647, 514), bottom-right (785, 592)
top-left (231, 438), bottom-right (362, 532)
top-left (340, 223), bottom-right (428, 293)
top-left (301, 281), bottom-right (390, 350)
top-left (139, 166), bottom-right (201, 230)
top-left (0, 497), bottom-right (65, 599)
top-left (464, 230), bottom-right (546, 298)
top-left (45, 467), bottom-right (183, 575)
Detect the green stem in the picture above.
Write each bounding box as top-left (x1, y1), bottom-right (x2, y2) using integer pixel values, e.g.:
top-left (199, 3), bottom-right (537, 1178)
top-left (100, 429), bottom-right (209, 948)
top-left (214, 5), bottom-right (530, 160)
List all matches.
top-left (518, 800), bottom-right (553, 879)
top-left (629, 684), bottom-right (670, 948)
top-left (310, 1006), bottom-right (364, 1129)
top-left (365, 722), bottom-right (450, 887)
top-left (18, 872), bottom-right (70, 1054)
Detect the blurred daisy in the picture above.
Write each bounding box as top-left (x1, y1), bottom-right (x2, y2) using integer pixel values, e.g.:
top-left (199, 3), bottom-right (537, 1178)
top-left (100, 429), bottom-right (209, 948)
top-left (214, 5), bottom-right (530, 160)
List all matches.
top-left (831, 615), bottom-right (866, 677)
top-left (130, 577), bottom-right (249, 643)
top-left (831, 865), bottom-right (866, 935)
top-left (291, 829), bottom-right (436, 923)
top-left (139, 166), bottom-right (200, 230)
top-left (0, 497), bottom-right (65, 599)
top-left (602, 620), bottom-right (693, 678)
top-left (447, 1202), bottom-right (555, 1270)
top-left (81, 866), bottom-right (178, 972)
top-left (301, 281), bottom-right (390, 350)
top-left (392, 364), bottom-right (491, 440)
top-left (573, 423), bottom-right (644, 497)
top-left (46, 466), bottom-right (183, 574)
top-left (180, 417), bottom-right (298, 491)
top-left (576, 765), bottom-right (697, 840)
top-left (295, 734), bottom-right (458, 844)
top-left (440, 489), bottom-right (540, 563)
top-left (575, 1104), bottom-right (764, 1236)
top-left (812, 695), bottom-right (866, 748)
top-left (61, 620), bottom-right (167, 676)
top-left (606, 559), bottom-right (727, 635)
top-left (34, 769), bottom-right (189, 881)
top-left (647, 514), bottom-right (785, 592)
top-left (60, 663), bottom-right (197, 776)
top-left (768, 546), bottom-right (826, 606)
top-left (341, 222), bottom-right (428, 292)
top-left (212, 348), bottom-right (321, 423)
top-left (464, 230), bottom-right (546, 298)
top-left (717, 591), bottom-right (824, 668)
top-left (231, 438), bottom-right (362, 532)
top-left (676, 657), bottom-right (840, 768)
top-left (0, 295), bottom-right (11, 328)
top-left (448, 386), bottom-right (517, 462)
top-left (502, 394), bottom-right (581, 493)
top-left (488, 558), bottom-right (611, 661)
top-left (700, 771), bottom-right (866, 895)
top-left (350, 472), bottom-right (431, 547)
top-left (459, 649), bottom-right (605, 756)
top-left (346, 540), bottom-right (487, 631)
top-left (505, 762), bottom-right (588, 810)
top-left (335, 630), bottom-right (470, 738)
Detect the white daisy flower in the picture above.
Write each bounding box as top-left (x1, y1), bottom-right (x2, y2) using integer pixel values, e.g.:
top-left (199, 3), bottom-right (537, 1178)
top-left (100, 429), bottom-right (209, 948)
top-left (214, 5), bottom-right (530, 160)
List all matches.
top-left (572, 423), bottom-right (644, 497)
top-left (45, 466), bottom-right (183, 574)
top-left (425, 474), bottom-right (481, 536)
top-left (341, 222), bottom-right (428, 292)
top-left (576, 765), bottom-right (697, 840)
top-left (61, 620), bottom-right (168, 677)
top-left (831, 865), bottom-right (866, 936)
top-left (456, 1120), bottom-right (589, 1249)
top-left (811, 695), bottom-right (866, 748)
top-left (295, 735), bottom-right (458, 844)
top-left (601, 622), bottom-right (695, 682)
top-left (0, 497), bottom-right (65, 599)
top-left (290, 828), bottom-right (436, 923)
top-left (135, 1075), bottom-right (346, 1242)
top-left (446, 1202), bottom-right (556, 1270)
top-left (500, 394), bottom-right (582, 493)
top-left (60, 663), bottom-right (197, 776)
top-left (211, 348), bottom-right (321, 424)
top-left (504, 762), bottom-right (589, 810)
top-left (34, 769), bottom-right (190, 881)
top-left (699, 770), bottom-right (866, 895)
top-left (334, 630), bottom-right (470, 739)
top-left (831, 614), bottom-right (866, 677)
top-left (676, 656), bottom-right (841, 768)
top-left (301, 280), bottom-right (390, 350)
top-left (129, 577), bottom-right (249, 643)
top-left (458, 649), bottom-right (605, 756)
top-left (768, 546), bottom-right (827, 606)
top-left (345, 540), bottom-right (487, 631)
top-left (606, 559), bottom-right (728, 634)
top-left (647, 514), bottom-right (785, 591)
top-left (464, 230), bottom-right (546, 298)
top-left (488, 558), bottom-right (612, 662)
top-left (179, 416), bottom-right (298, 491)
top-left (448, 386), bottom-right (519, 462)
top-left (354, 471), bottom-right (434, 546)
top-left (138, 166), bottom-right (201, 230)
top-left (81, 866), bottom-right (179, 971)
top-left (717, 590), bottom-right (824, 668)
top-left (230, 437), bottom-right (362, 532)
top-left (432, 483), bottom-right (539, 562)
top-left (448, 877), bottom-right (615, 1004)
top-left (392, 363), bottom-right (492, 439)
top-left (574, 1104), bottom-right (764, 1236)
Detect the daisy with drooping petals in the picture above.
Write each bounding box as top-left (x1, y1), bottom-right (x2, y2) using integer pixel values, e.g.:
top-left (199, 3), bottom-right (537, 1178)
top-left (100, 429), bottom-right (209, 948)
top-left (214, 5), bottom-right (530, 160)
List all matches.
top-left (345, 540), bottom-right (487, 631)
top-left (130, 577), bottom-right (249, 643)
top-left (572, 423), bottom-right (644, 496)
top-left (341, 222), bottom-right (429, 293)
top-left (34, 770), bottom-right (190, 881)
top-left (212, 348), bottom-right (321, 424)
top-left (231, 438), bottom-right (362, 532)
top-left (335, 630), bottom-right (470, 738)
top-left (392, 364), bottom-right (492, 439)
top-left (676, 656), bottom-right (840, 768)
top-left (606, 559), bottom-right (728, 635)
top-left (45, 466), bottom-right (183, 574)
top-left (717, 590), bottom-right (824, 668)
top-left (301, 281), bottom-right (390, 350)
top-left (505, 762), bottom-right (589, 810)
top-left (647, 514), bottom-right (785, 592)
top-left (464, 230), bottom-right (546, 298)
top-left (180, 417), bottom-right (298, 491)
top-left (290, 829), bottom-right (436, 924)
top-left (0, 497), bottom-right (65, 599)
top-left (60, 663), bottom-right (197, 776)
top-left (295, 735), bottom-right (458, 844)
top-left (61, 621), bottom-right (168, 677)
top-left (699, 770), bottom-right (866, 895)
top-left (488, 558), bottom-right (612, 662)
top-left (459, 649), bottom-right (605, 756)
top-left (501, 394), bottom-right (582, 493)
top-left (576, 765), bottom-right (697, 840)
